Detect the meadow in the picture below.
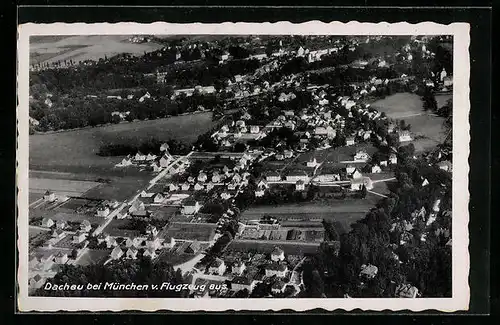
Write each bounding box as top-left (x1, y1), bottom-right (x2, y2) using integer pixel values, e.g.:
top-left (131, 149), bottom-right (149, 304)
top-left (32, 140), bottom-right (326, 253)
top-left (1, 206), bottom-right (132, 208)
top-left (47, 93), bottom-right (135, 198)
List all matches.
top-left (29, 112), bottom-right (216, 176)
top-left (371, 92), bottom-right (447, 151)
top-left (30, 35), bottom-right (164, 65)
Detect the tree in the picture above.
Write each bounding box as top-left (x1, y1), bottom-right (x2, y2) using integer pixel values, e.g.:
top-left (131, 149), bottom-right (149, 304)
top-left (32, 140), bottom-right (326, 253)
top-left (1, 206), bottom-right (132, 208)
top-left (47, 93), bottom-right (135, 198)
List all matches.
top-left (322, 219), bottom-right (340, 241)
top-left (422, 88), bottom-right (438, 112)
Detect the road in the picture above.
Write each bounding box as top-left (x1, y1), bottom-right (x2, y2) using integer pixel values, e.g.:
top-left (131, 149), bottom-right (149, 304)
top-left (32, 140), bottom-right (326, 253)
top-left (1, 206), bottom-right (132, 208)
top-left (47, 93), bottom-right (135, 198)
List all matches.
top-left (233, 238), bottom-right (321, 247)
top-left (174, 253), bottom-right (206, 276)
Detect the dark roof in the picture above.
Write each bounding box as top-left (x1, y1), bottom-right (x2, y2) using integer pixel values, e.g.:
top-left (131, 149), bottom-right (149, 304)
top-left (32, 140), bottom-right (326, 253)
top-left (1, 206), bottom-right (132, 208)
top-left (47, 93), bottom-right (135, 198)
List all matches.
top-left (265, 263), bottom-right (288, 271)
top-left (287, 170), bottom-right (308, 177)
top-left (182, 199), bottom-right (199, 206)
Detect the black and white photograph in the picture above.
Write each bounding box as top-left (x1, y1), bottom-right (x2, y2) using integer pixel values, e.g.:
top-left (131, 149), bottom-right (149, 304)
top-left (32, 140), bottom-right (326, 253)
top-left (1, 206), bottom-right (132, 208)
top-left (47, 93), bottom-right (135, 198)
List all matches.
top-left (16, 21), bottom-right (470, 312)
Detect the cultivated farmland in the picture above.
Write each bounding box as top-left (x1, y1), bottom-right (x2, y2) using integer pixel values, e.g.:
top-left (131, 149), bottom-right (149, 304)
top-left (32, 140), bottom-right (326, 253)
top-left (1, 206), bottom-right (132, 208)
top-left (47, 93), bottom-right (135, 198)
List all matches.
top-left (163, 222), bottom-right (217, 242)
top-left (29, 112), bottom-right (216, 176)
top-left (30, 35), bottom-right (164, 65)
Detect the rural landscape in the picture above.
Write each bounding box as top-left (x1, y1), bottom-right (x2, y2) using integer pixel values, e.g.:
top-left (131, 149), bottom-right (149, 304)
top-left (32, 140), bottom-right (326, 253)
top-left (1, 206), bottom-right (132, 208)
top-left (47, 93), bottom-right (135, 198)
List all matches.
top-left (27, 34), bottom-right (453, 299)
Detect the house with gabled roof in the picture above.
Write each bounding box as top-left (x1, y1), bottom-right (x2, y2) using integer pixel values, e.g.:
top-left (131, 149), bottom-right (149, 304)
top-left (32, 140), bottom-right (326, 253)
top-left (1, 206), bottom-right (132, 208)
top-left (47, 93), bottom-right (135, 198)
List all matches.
top-left (43, 190), bottom-right (56, 202)
top-left (41, 218), bottom-right (54, 228)
top-left (80, 220), bottom-right (92, 232)
top-left (29, 274), bottom-right (46, 289)
top-left (110, 246), bottom-right (123, 260)
top-left (126, 247), bottom-right (139, 259)
top-left (182, 200), bottom-right (201, 215)
top-left (359, 264), bottom-right (378, 279)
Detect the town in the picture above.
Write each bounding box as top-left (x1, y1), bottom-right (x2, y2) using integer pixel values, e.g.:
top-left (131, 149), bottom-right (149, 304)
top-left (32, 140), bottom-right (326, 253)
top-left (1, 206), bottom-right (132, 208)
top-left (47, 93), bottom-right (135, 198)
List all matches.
top-left (28, 34), bottom-right (453, 299)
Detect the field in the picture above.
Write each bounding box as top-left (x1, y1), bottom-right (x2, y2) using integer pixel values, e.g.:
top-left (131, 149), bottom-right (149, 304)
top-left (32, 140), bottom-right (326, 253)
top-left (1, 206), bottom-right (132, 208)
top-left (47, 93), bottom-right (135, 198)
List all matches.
top-left (29, 112), bottom-right (215, 176)
top-left (163, 222), bottom-right (217, 242)
top-left (30, 35), bottom-right (164, 65)
top-left (29, 178), bottom-right (100, 197)
top-left (102, 219), bottom-right (143, 238)
top-left (75, 249), bottom-right (111, 266)
top-left (228, 240), bottom-right (320, 256)
top-left (242, 200), bottom-right (375, 233)
top-left (371, 92), bottom-right (448, 152)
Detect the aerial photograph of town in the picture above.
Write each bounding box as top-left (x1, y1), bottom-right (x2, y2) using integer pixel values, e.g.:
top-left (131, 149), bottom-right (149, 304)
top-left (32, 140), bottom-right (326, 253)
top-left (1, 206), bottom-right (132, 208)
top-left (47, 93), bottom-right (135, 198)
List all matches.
top-left (27, 34), bottom-right (453, 299)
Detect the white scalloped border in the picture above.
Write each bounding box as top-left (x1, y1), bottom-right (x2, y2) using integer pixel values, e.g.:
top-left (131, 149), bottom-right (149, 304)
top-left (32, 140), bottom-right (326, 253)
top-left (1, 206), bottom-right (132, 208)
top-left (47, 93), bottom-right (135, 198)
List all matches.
top-left (16, 21), bottom-right (470, 312)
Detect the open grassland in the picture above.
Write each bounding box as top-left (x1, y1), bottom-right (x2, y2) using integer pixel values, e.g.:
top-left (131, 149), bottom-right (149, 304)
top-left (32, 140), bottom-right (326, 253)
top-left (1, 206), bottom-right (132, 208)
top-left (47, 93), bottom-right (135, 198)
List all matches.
top-left (29, 112), bottom-right (215, 176)
top-left (29, 178), bottom-right (100, 196)
top-left (30, 35), bottom-right (164, 65)
top-left (371, 92), bottom-right (447, 151)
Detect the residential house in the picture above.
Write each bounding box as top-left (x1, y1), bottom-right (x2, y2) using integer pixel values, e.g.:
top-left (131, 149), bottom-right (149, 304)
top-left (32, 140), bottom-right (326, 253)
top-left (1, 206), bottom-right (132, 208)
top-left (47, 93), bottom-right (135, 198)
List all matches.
top-left (306, 157), bottom-right (319, 168)
top-left (128, 200), bottom-right (145, 214)
top-left (350, 177), bottom-right (373, 191)
top-left (359, 264), bottom-right (378, 279)
top-left (72, 231), bottom-right (87, 244)
top-left (146, 224), bottom-right (159, 237)
top-left (380, 160), bottom-right (388, 167)
top-left (351, 169), bottom-right (363, 179)
top-left (255, 188), bottom-right (265, 197)
top-left (52, 229), bottom-right (65, 239)
top-left (395, 284), bottom-right (419, 298)
top-left (266, 172), bottom-right (281, 182)
top-left (110, 246), bottom-right (124, 260)
top-left (125, 237), bottom-right (141, 248)
top-left (194, 183), bottom-right (204, 191)
top-left (126, 247), bottom-right (139, 259)
top-left (134, 152), bottom-right (146, 161)
top-left (163, 236), bottom-right (176, 249)
top-left (250, 125), bottom-right (260, 134)
top-left (286, 171), bottom-right (309, 183)
top-left (231, 276), bottom-right (260, 292)
top-left (371, 165), bottom-right (382, 174)
top-left (97, 233), bottom-right (110, 245)
top-left (181, 183), bottom-right (191, 191)
top-left (346, 164), bottom-right (356, 174)
top-left (354, 150), bottom-right (370, 162)
top-left (29, 274), bottom-right (45, 290)
top-left (185, 240), bottom-right (201, 254)
top-left (159, 155), bottom-right (174, 168)
top-left (389, 153), bottom-right (398, 164)
top-left (55, 220), bottom-right (66, 230)
top-left (169, 183), bottom-right (179, 192)
top-left (271, 280), bottom-right (287, 294)
top-left (182, 200), bottom-right (201, 215)
top-left (146, 234), bottom-right (162, 251)
top-left (271, 247), bottom-right (285, 262)
top-left (41, 218), bottom-right (54, 228)
top-left (43, 190), bottom-right (56, 202)
top-left (153, 193), bottom-right (164, 203)
top-left (54, 252), bottom-right (68, 264)
top-left (265, 263), bottom-right (288, 277)
top-left (398, 130), bottom-right (413, 142)
top-left (437, 160), bottom-right (452, 172)
top-left (206, 182), bottom-right (215, 191)
top-left (295, 180), bottom-right (306, 191)
top-left (96, 206), bottom-right (110, 217)
top-left (145, 153), bottom-right (157, 161)
top-left (106, 237), bottom-right (118, 248)
top-left (80, 220), bottom-right (92, 232)
top-left (231, 261), bottom-right (246, 275)
top-left (221, 192), bottom-right (232, 200)
top-left (209, 258), bottom-right (227, 275)
top-left (284, 150), bottom-right (293, 159)
top-left (198, 172), bottom-right (208, 183)
top-left (346, 137), bottom-right (356, 146)
top-left (211, 174), bottom-right (222, 183)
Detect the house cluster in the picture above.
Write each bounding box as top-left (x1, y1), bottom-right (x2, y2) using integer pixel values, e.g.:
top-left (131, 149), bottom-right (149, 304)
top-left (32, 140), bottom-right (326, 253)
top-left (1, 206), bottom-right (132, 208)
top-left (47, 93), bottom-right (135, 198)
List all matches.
top-left (212, 118), bottom-right (267, 147)
top-left (200, 246), bottom-right (294, 296)
top-left (99, 224), bottom-right (175, 262)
